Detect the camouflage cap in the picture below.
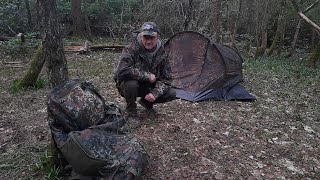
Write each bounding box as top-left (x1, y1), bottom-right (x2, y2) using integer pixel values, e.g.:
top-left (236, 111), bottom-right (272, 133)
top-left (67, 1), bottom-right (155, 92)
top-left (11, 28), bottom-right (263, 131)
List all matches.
top-left (140, 22), bottom-right (160, 36)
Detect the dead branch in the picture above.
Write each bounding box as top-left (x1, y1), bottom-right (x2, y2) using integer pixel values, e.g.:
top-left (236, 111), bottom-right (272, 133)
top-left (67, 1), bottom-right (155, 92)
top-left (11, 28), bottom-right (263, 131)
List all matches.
top-left (6, 24), bottom-right (16, 35)
top-left (79, 40), bottom-right (89, 54)
top-left (4, 65), bottom-right (24, 68)
top-left (303, 0), bottom-right (319, 13)
top-left (297, 12), bottom-right (320, 34)
top-left (90, 45), bottom-right (125, 50)
top-left (290, 0), bottom-right (320, 34)
top-left (64, 44), bottom-right (125, 53)
top-left (0, 33), bottom-right (25, 42)
top-left (2, 61), bottom-right (24, 64)
top-left (0, 36), bottom-right (11, 41)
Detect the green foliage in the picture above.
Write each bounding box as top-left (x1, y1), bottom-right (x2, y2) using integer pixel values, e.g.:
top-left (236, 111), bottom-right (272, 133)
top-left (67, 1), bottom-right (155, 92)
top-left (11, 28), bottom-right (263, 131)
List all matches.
top-left (0, 0), bottom-right (37, 35)
top-left (57, 0), bottom-right (71, 18)
top-left (34, 78), bottom-right (47, 89)
top-left (9, 79), bottom-right (23, 94)
top-left (4, 38), bottom-right (27, 55)
top-left (33, 150), bottom-right (61, 180)
top-left (55, 0), bottom-right (140, 36)
top-left (245, 56), bottom-right (320, 77)
top-left (0, 33), bottom-right (40, 59)
top-left (9, 77), bottom-right (47, 94)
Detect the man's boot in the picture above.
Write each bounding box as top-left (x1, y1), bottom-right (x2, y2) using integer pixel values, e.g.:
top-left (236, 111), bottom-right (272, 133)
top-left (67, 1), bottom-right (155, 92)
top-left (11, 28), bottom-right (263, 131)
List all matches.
top-left (125, 104), bottom-right (140, 128)
top-left (139, 98), bottom-right (157, 114)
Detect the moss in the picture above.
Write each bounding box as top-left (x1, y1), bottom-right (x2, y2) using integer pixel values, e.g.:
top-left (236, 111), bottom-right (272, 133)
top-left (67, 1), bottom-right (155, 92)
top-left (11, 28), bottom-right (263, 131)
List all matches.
top-left (20, 45), bottom-right (45, 88)
top-left (267, 30), bottom-right (280, 56)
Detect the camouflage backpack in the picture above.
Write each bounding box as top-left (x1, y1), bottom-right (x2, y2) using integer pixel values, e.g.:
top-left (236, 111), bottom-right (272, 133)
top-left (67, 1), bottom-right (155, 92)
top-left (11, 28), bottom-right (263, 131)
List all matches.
top-left (47, 79), bottom-right (149, 179)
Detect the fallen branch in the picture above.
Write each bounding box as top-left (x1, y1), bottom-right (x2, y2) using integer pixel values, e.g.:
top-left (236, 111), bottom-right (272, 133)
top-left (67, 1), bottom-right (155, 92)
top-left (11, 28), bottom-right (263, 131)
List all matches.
top-left (4, 65), bottom-right (24, 68)
top-left (0, 33), bottom-right (25, 42)
top-left (297, 12), bottom-right (320, 34)
top-left (90, 45), bottom-right (125, 51)
top-left (303, 0), bottom-right (319, 13)
top-left (286, 0), bottom-right (320, 57)
top-left (290, 0), bottom-right (320, 34)
top-left (64, 44), bottom-right (125, 53)
top-left (0, 36), bottom-right (11, 41)
top-left (2, 61), bottom-right (24, 64)
top-left (79, 40), bottom-right (89, 54)
top-left (64, 46), bottom-right (83, 53)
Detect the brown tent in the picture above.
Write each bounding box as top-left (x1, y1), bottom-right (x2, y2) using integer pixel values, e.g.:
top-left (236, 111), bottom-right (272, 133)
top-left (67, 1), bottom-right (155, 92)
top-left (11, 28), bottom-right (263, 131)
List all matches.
top-left (164, 31), bottom-right (255, 102)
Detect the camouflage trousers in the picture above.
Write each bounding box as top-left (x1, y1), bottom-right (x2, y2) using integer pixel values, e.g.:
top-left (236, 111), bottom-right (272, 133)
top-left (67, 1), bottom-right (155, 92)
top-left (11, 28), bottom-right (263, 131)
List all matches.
top-left (118, 80), bottom-right (176, 112)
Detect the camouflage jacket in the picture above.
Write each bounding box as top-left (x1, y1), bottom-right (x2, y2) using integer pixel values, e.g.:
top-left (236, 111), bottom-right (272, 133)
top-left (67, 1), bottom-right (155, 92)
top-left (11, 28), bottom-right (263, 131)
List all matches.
top-left (114, 32), bottom-right (173, 99)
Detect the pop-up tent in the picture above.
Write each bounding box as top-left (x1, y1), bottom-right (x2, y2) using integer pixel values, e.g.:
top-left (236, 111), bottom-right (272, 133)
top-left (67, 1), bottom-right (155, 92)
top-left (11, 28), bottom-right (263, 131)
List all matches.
top-left (164, 31), bottom-right (255, 102)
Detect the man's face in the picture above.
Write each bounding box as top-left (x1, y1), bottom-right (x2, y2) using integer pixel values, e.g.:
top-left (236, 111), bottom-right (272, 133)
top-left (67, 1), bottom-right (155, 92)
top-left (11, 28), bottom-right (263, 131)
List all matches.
top-left (141, 35), bottom-right (159, 50)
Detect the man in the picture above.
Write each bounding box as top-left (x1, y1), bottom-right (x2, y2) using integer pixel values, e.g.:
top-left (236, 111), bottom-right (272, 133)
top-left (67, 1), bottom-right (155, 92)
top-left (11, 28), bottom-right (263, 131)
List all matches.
top-left (114, 22), bottom-right (176, 124)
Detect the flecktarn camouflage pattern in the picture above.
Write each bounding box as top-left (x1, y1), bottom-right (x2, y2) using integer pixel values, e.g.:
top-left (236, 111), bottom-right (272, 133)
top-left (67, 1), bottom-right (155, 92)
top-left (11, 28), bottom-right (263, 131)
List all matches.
top-left (47, 79), bottom-right (149, 179)
top-left (114, 32), bottom-right (172, 99)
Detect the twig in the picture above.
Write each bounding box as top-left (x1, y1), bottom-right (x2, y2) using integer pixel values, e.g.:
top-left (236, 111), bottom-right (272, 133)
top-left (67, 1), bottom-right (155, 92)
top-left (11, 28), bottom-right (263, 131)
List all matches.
top-left (5, 65), bottom-right (24, 68)
top-left (6, 24), bottom-right (16, 35)
top-left (290, 0), bottom-right (320, 35)
top-left (2, 61), bottom-right (23, 64)
top-left (303, 0), bottom-right (319, 13)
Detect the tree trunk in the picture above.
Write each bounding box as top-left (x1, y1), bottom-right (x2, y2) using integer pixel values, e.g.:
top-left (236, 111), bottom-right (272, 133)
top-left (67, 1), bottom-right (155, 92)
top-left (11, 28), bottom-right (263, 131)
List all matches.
top-left (230, 0), bottom-right (242, 49)
top-left (71, 0), bottom-right (91, 38)
top-left (38, 0), bottom-right (68, 88)
top-left (244, 0), bottom-right (254, 55)
top-left (267, 0), bottom-right (286, 56)
top-left (287, 19), bottom-right (302, 57)
top-left (183, 0), bottom-right (194, 31)
top-left (307, 41), bottom-right (320, 68)
top-left (38, 0), bottom-right (69, 171)
top-left (311, 28), bottom-right (317, 49)
top-left (83, 1), bottom-right (92, 39)
top-left (290, 0), bottom-right (320, 33)
top-left (25, 0), bottom-right (32, 30)
top-left (119, 0), bottom-right (126, 35)
top-left (287, 0), bottom-right (319, 57)
top-left (255, 31), bottom-right (268, 57)
top-left (20, 45), bottom-right (44, 88)
top-left (254, 0), bottom-right (269, 58)
top-left (277, 0), bottom-right (287, 55)
top-left (267, 30), bottom-right (280, 56)
top-left (214, 0), bottom-right (222, 43)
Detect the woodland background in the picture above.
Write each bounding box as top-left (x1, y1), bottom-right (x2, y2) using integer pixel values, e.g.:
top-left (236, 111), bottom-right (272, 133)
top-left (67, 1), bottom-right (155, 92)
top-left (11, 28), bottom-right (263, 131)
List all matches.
top-left (1, 0), bottom-right (319, 61)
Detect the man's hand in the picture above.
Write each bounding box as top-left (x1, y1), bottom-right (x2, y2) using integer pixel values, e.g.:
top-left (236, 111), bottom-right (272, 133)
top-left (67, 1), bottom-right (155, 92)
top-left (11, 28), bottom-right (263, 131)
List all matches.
top-left (149, 73), bottom-right (156, 83)
top-left (144, 93), bottom-right (156, 102)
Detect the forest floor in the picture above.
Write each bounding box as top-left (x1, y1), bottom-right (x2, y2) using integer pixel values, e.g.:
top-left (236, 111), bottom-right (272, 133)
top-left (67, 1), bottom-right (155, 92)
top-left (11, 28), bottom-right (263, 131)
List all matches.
top-left (0, 49), bottom-right (319, 179)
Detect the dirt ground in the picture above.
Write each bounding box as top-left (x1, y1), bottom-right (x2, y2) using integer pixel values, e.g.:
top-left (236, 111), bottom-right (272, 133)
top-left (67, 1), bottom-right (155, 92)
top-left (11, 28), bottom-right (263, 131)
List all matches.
top-left (0, 51), bottom-right (319, 179)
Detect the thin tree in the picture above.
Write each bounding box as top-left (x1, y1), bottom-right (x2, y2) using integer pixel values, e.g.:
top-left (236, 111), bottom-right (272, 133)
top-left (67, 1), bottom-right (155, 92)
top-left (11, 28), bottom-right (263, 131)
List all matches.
top-left (244, 0), bottom-right (255, 55)
top-left (254, 0), bottom-right (269, 58)
top-left (287, 0), bottom-right (319, 57)
top-left (25, 0), bottom-right (32, 30)
top-left (38, 0), bottom-right (69, 170)
top-left (213, 0), bottom-right (222, 43)
top-left (183, 0), bottom-right (194, 31)
top-left (230, 0), bottom-right (242, 49)
top-left (267, 0), bottom-right (286, 56)
top-left (38, 0), bottom-right (68, 88)
top-left (290, 0), bottom-right (320, 68)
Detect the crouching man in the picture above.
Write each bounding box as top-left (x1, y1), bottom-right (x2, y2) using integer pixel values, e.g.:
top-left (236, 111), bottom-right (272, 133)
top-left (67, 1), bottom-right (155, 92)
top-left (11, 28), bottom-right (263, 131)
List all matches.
top-left (114, 22), bottom-right (176, 125)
